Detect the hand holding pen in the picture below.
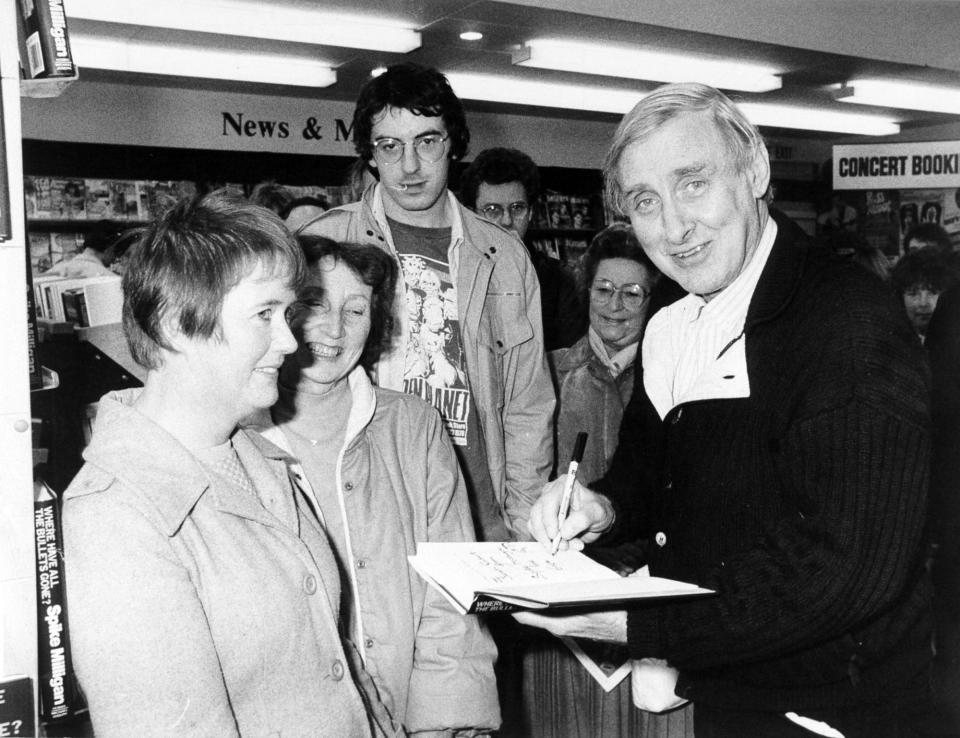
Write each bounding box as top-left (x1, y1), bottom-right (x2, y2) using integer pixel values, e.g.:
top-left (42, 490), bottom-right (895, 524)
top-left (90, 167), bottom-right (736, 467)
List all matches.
top-left (551, 432), bottom-right (589, 555)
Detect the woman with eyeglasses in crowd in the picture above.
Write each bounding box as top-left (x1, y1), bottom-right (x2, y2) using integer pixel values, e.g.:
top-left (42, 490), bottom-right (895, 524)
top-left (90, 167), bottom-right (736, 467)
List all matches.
top-left (552, 223), bottom-right (662, 487)
top-left (520, 222), bottom-right (693, 738)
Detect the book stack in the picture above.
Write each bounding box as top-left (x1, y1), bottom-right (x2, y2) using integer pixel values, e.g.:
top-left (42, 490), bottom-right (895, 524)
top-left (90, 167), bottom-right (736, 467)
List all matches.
top-left (33, 274), bottom-right (122, 327)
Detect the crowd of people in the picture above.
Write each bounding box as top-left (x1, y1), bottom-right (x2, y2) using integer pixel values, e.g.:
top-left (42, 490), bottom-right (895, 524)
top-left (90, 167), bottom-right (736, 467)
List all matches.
top-left (59, 63), bottom-right (957, 738)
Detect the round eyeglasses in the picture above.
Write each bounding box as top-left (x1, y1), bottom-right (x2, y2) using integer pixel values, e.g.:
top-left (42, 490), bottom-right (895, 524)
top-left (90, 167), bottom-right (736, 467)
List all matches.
top-left (479, 202), bottom-right (530, 221)
top-left (590, 279), bottom-right (650, 310)
top-left (372, 134), bottom-right (449, 164)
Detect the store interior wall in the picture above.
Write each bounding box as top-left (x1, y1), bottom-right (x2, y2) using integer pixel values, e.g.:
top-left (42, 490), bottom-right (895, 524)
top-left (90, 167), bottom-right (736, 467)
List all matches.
top-left (19, 79), bottom-right (836, 171)
top-left (512, 0), bottom-right (960, 73)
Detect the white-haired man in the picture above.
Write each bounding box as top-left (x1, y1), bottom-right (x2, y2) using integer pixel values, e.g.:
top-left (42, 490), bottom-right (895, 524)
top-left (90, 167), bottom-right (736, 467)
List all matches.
top-left (521, 83), bottom-right (936, 736)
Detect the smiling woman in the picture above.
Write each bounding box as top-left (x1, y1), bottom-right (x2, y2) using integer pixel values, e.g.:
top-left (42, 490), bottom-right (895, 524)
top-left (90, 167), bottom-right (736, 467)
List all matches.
top-left (61, 192), bottom-right (398, 738)
top-left (242, 236), bottom-right (501, 735)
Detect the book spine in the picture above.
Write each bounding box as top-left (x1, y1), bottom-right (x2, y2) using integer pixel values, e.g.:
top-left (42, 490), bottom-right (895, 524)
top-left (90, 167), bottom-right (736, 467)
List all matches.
top-left (60, 288), bottom-right (85, 326)
top-left (43, 284), bottom-right (59, 320)
top-left (78, 290), bottom-right (90, 328)
top-left (469, 596), bottom-right (519, 614)
top-left (34, 479), bottom-right (84, 721)
top-left (20, 0), bottom-right (75, 79)
top-left (24, 254), bottom-right (44, 390)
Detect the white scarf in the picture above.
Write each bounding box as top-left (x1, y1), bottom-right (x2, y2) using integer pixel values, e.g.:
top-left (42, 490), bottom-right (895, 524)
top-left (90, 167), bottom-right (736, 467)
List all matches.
top-left (588, 326), bottom-right (638, 379)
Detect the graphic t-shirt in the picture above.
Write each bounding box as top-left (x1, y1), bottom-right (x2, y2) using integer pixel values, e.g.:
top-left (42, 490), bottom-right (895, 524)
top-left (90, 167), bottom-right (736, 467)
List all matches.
top-left (389, 217), bottom-right (507, 541)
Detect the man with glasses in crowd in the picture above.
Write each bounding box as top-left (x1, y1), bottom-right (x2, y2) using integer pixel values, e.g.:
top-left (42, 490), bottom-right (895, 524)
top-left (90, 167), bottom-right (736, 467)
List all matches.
top-left (460, 147), bottom-right (587, 351)
top-left (303, 63), bottom-right (554, 544)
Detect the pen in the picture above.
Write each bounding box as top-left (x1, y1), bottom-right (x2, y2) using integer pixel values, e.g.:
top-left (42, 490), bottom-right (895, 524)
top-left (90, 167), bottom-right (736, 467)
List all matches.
top-left (551, 431), bottom-right (588, 555)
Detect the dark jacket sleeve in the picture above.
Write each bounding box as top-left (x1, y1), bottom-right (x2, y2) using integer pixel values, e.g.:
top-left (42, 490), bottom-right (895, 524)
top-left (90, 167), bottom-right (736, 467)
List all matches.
top-left (625, 267), bottom-right (932, 679)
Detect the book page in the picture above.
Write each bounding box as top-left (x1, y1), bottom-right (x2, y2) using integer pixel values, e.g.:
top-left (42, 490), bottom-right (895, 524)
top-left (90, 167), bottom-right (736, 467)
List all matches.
top-left (409, 542), bottom-right (620, 612)
top-left (410, 542), bottom-right (713, 612)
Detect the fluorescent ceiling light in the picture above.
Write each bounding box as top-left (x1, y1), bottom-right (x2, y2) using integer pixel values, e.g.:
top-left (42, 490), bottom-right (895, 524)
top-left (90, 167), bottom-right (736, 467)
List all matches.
top-left (446, 72), bottom-right (900, 136)
top-left (447, 72), bottom-right (641, 114)
top-left (737, 101), bottom-right (899, 136)
top-left (836, 79), bottom-right (960, 115)
top-left (64, 0), bottom-right (421, 53)
top-left (71, 32), bottom-right (337, 87)
top-left (514, 39), bottom-right (781, 93)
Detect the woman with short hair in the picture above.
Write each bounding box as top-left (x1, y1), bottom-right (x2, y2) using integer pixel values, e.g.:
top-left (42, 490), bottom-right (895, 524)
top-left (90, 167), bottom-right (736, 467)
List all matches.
top-left (63, 191), bottom-right (397, 738)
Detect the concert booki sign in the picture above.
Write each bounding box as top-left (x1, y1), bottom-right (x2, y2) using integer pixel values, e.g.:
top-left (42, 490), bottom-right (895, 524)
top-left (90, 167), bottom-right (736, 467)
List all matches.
top-left (833, 140), bottom-right (960, 190)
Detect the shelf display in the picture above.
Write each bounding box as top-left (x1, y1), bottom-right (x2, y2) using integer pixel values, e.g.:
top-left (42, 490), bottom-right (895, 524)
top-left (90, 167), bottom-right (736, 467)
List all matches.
top-left (23, 175), bottom-right (199, 222)
top-left (532, 189), bottom-right (601, 232)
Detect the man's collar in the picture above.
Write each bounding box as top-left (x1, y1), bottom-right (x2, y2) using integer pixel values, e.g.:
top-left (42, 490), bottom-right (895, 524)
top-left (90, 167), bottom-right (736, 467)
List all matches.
top-left (369, 183), bottom-right (464, 242)
top-left (679, 214), bottom-right (778, 326)
top-left (746, 208), bottom-right (809, 328)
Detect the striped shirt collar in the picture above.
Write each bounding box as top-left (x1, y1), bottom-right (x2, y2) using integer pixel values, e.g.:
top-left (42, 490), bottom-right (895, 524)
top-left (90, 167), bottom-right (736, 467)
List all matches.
top-left (680, 214), bottom-right (778, 332)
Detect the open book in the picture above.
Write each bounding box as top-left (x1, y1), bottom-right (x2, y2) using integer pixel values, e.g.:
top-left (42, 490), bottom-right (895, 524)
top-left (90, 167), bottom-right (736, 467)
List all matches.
top-left (408, 542), bottom-right (713, 614)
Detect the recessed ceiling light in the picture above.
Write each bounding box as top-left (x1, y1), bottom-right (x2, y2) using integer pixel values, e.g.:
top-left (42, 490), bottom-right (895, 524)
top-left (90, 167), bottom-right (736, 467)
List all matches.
top-left (460, 31), bottom-right (483, 42)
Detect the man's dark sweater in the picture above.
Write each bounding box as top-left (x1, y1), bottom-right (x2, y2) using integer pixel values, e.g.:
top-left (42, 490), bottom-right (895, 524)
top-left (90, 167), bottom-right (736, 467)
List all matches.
top-left (595, 212), bottom-right (934, 713)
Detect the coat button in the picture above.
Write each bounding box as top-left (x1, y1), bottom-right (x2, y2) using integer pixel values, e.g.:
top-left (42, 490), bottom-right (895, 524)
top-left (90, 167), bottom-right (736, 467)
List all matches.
top-left (364, 637), bottom-right (374, 648)
top-left (655, 531), bottom-right (667, 547)
top-left (344, 481), bottom-right (354, 491)
top-left (303, 574), bottom-right (317, 594)
top-left (365, 229), bottom-right (374, 236)
top-left (356, 559), bottom-right (367, 569)
top-left (331, 660), bottom-right (345, 680)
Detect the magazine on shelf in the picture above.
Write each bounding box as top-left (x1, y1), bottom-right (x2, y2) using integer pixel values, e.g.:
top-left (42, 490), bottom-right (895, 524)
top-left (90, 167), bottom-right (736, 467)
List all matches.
top-left (48, 231), bottom-right (82, 265)
top-left (544, 191), bottom-right (572, 229)
top-left (408, 541), bottom-right (713, 615)
top-left (84, 179), bottom-right (136, 220)
top-left (561, 237), bottom-right (589, 273)
top-left (569, 195), bottom-right (593, 230)
top-left (138, 180), bottom-right (198, 220)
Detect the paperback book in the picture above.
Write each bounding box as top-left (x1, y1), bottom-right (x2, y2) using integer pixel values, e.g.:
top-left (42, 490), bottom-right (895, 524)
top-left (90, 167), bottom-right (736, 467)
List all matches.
top-left (408, 541), bottom-right (712, 615)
